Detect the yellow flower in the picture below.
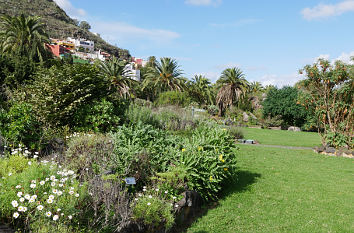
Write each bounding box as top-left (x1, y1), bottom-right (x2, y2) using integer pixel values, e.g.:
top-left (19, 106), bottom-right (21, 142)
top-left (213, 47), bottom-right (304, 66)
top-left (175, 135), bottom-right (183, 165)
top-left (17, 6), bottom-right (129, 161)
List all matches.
top-left (182, 148), bottom-right (186, 152)
top-left (209, 176), bottom-right (213, 181)
top-left (197, 146), bottom-right (203, 151)
top-left (219, 154), bottom-right (223, 161)
top-left (224, 167), bottom-right (228, 171)
top-left (222, 128), bottom-right (227, 131)
top-left (221, 159), bottom-right (225, 163)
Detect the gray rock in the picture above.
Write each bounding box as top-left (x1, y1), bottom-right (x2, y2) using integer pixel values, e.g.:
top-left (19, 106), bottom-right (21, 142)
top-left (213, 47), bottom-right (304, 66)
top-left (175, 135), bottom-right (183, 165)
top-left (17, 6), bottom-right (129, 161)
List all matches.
top-left (249, 113), bottom-right (257, 120)
top-left (288, 126), bottom-right (301, 132)
top-left (325, 147), bottom-right (336, 153)
top-left (242, 112), bottom-right (249, 122)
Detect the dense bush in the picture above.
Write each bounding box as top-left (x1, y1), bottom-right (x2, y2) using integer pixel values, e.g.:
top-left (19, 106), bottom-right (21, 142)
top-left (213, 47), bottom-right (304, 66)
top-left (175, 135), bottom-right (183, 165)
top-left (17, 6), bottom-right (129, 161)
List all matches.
top-left (155, 91), bottom-right (191, 107)
top-left (124, 104), bottom-right (161, 128)
top-left (228, 126), bottom-right (244, 139)
top-left (262, 86), bottom-right (308, 127)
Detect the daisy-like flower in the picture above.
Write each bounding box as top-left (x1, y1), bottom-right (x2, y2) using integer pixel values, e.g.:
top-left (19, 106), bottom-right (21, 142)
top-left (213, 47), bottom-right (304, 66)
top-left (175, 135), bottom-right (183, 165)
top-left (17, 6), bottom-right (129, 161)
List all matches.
top-left (148, 195), bottom-right (152, 198)
top-left (47, 199), bottom-right (53, 204)
top-left (45, 178), bottom-right (49, 181)
top-left (13, 212), bottom-right (19, 219)
top-left (15, 185), bottom-right (21, 189)
top-left (48, 195), bottom-right (54, 200)
top-left (53, 215), bottom-right (59, 221)
top-left (147, 202), bottom-right (151, 206)
top-left (8, 172), bottom-right (12, 176)
top-left (51, 182), bottom-right (56, 187)
top-left (17, 192), bottom-right (23, 197)
top-left (155, 188), bottom-right (159, 191)
top-left (33, 155), bottom-right (38, 159)
top-left (164, 191), bottom-right (168, 194)
top-left (134, 198), bottom-right (138, 201)
top-left (52, 189), bottom-right (58, 194)
top-left (18, 206), bottom-right (24, 212)
top-left (172, 196), bottom-right (177, 200)
top-left (69, 190), bottom-right (74, 195)
top-left (28, 198), bottom-right (35, 203)
top-left (59, 183), bottom-right (63, 187)
top-left (40, 181), bottom-right (45, 185)
top-left (28, 161), bottom-right (32, 166)
top-left (50, 176), bottom-right (55, 181)
top-left (68, 170), bottom-right (74, 175)
top-left (23, 207), bottom-right (27, 212)
top-left (31, 195), bottom-right (37, 200)
top-left (24, 194), bottom-right (31, 200)
top-left (31, 180), bottom-right (36, 183)
top-left (57, 208), bottom-right (61, 212)
top-left (37, 205), bottom-right (44, 211)
top-left (46, 211), bottom-right (52, 217)
top-left (68, 215), bottom-right (72, 220)
top-left (75, 193), bottom-right (80, 197)
top-left (175, 204), bottom-right (179, 208)
top-left (138, 193), bottom-right (142, 197)
top-left (57, 191), bottom-right (63, 196)
top-left (70, 187), bottom-right (74, 190)
top-left (30, 183), bottom-right (36, 189)
top-left (11, 200), bottom-right (18, 208)
top-left (19, 198), bottom-right (25, 202)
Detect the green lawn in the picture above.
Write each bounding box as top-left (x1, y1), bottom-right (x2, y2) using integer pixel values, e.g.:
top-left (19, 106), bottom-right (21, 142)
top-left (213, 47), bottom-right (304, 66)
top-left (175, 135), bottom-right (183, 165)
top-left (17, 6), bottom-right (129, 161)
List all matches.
top-left (186, 145), bottom-right (354, 233)
top-left (241, 127), bottom-right (321, 147)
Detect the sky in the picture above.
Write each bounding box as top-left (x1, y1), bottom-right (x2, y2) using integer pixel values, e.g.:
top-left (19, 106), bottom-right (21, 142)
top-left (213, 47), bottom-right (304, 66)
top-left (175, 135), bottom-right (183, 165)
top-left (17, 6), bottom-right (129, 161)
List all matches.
top-left (53, 0), bottom-right (354, 86)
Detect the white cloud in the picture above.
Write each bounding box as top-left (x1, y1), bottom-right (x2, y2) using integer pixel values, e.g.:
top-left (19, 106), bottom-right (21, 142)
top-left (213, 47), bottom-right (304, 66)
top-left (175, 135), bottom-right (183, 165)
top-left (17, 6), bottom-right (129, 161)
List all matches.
top-left (185, 0), bottom-right (222, 6)
top-left (215, 62), bottom-right (242, 70)
top-left (198, 71), bottom-right (220, 83)
top-left (259, 73), bottom-right (304, 88)
top-left (313, 51), bottom-right (354, 64)
top-left (53, 0), bottom-right (86, 19)
top-left (210, 18), bottom-right (261, 28)
top-left (313, 54), bottom-right (330, 63)
top-left (301, 0), bottom-right (354, 20)
top-left (91, 21), bottom-right (180, 45)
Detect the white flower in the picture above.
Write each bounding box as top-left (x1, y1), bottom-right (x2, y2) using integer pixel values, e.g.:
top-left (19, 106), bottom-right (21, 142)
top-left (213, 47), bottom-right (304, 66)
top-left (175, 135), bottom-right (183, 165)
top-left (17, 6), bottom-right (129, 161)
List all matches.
top-left (51, 182), bottom-right (56, 187)
top-left (68, 215), bottom-right (72, 219)
top-left (28, 161), bottom-right (32, 165)
top-left (59, 183), bottom-right (63, 187)
top-left (70, 187), bottom-right (74, 190)
top-left (155, 188), bottom-right (159, 191)
top-left (30, 183), bottom-right (36, 189)
top-left (17, 192), bottom-right (23, 197)
top-left (8, 172), bottom-right (12, 176)
top-left (53, 215), bottom-right (59, 221)
top-left (138, 193), bottom-right (142, 197)
top-left (33, 155), bottom-right (38, 159)
top-left (31, 180), bottom-right (36, 183)
top-left (135, 198), bottom-right (138, 201)
top-left (52, 189), bottom-right (58, 194)
top-left (15, 185), bottom-right (21, 189)
top-left (148, 195), bottom-right (152, 198)
top-left (37, 205), bottom-right (44, 211)
top-left (69, 190), bottom-right (74, 195)
top-left (43, 192), bottom-right (47, 195)
top-left (75, 193), bottom-right (79, 197)
top-left (57, 191), bottom-right (63, 196)
top-left (24, 194), bottom-right (30, 200)
top-left (172, 196), bottom-right (176, 200)
top-left (175, 204), bottom-right (179, 208)
top-left (40, 181), bottom-right (45, 185)
top-left (47, 199), bottom-right (53, 204)
top-left (23, 207), bottom-right (27, 212)
top-left (35, 152), bottom-right (39, 155)
top-left (31, 195), bottom-right (37, 200)
top-left (57, 208), bottom-right (61, 212)
top-left (143, 188), bottom-right (147, 192)
top-left (68, 170), bottom-right (74, 175)
top-left (61, 213), bottom-right (64, 216)
top-left (18, 206), bottom-right (24, 212)
top-left (50, 176), bottom-right (55, 181)
top-left (49, 195), bottom-right (54, 200)
top-left (147, 202), bottom-right (151, 206)
top-left (19, 198), bottom-right (25, 202)
top-left (28, 198), bottom-right (35, 203)
top-left (12, 200), bottom-right (18, 208)
top-left (143, 186), bottom-right (146, 189)
top-left (46, 211), bottom-right (52, 217)
top-left (165, 191), bottom-right (168, 194)
top-left (45, 178), bottom-right (49, 181)
top-left (13, 212), bottom-right (19, 218)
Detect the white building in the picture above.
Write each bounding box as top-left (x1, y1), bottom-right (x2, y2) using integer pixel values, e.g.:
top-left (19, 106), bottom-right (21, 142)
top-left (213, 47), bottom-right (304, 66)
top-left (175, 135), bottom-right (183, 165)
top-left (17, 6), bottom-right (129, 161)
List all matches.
top-left (125, 63), bottom-right (141, 81)
top-left (67, 37), bottom-right (94, 52)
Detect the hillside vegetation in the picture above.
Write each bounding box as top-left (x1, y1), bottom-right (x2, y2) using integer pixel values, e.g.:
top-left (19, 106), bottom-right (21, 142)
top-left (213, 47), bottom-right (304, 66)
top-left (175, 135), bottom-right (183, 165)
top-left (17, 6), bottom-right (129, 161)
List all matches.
top-left (0, 0), bottom-right (130, 59)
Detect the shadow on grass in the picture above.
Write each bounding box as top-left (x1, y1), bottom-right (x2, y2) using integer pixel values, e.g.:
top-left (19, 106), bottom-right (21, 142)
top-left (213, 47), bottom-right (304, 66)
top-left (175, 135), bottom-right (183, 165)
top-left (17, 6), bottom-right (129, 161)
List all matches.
top-left (174, 170), bottom-right (261, 233)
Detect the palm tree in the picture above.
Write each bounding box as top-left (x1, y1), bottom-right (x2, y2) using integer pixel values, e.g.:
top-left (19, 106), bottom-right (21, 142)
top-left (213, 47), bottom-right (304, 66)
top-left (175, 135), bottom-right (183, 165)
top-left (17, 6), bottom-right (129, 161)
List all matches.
top-left (0, 14), bottom-right (51, 62)
top-left (249, 81), bottom-right (264, 93)
top-left (142, 57), bottom-right (185, 94)
top-left (190, 75), bottom-right (214, 105)
top-left (216, 67), bottom-right (249, 116)
top-left (98, 56), bottom-right (136, 99)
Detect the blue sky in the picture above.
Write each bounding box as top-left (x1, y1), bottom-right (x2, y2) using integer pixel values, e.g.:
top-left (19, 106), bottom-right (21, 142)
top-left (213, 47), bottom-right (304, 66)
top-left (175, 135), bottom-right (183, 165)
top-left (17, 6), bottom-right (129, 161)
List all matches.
top-left (54, 0), bottom-right (354, 86)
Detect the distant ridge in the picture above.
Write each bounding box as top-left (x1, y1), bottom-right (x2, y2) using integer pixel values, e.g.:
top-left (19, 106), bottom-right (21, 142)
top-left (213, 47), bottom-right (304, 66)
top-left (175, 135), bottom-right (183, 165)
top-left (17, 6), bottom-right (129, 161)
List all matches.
top-left (0, 0), bottom-right (130, 59)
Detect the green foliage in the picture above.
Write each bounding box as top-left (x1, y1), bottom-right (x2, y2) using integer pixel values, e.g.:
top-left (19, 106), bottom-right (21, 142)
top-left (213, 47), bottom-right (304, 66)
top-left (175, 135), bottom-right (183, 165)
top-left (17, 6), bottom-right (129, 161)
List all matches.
top-left (16, 64), bottom-right (110, 128)
top-left (132, 195), bottom-right (174, 231)
top-left (0, 155), bottom-right (30, 177)
top-left (262, 86), bottom-right (308, 127)
top-left (155, 91), bottom-right (191, 107)
top-left (259, 115), bottom-right (284, 128)
top-left (228, 126), bottom-right (244, 139)
top-left (0, 102), bottom-right (42, 149)
top-left (124, 104), bottom-right (160, 128)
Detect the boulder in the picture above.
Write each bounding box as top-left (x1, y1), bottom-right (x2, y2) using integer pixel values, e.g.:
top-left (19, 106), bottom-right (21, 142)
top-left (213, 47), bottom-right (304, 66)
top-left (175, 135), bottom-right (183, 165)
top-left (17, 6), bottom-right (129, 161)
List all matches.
top-left (325, 147), bottom-right (336, 154)
top-left (242, 112), bottom-right (249, 122)
top-left (288, 126), bottom-right (301, 132)
top-left (249, 113), bottom-right (257, 120)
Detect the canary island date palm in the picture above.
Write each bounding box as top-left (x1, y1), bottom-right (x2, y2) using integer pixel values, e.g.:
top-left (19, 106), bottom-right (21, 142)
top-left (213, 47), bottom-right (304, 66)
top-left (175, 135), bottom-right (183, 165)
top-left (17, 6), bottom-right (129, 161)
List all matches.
top-left (216, 67), bottom-right (249, 116)
top-left (98, 56), bottom-right (136, 99)
top-left (142, 57), bottom-right (185, 95)
top-left (0, 14), bottom-right (51, 62)
top-left (190, 75), bottom-right (215, 105)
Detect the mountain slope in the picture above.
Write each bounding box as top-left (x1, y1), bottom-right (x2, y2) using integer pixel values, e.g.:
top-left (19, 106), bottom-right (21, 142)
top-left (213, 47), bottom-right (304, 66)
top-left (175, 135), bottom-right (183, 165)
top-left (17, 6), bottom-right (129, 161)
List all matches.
top-left (0, 0), bottom-right (130, 59)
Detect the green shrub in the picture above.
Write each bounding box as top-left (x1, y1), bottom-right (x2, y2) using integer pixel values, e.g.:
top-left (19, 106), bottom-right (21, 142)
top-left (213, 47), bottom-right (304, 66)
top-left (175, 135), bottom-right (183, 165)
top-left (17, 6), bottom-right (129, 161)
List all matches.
top-left (155, 91), bottom-right (191, 107)
top-left (132, 194), bottom-right (174, 231)
top-left (124, 104), bottom-right (160, 128)
top-left (228, 126), bottom-right (244, 139)
top-left (260, 115), bottom-right (284, 128)
top-left (0, 102), bottom-right (42, 149)
top-left (0, 156), bottom-right (87, 232)
top-left (207, 105), bottom-right (219, 116)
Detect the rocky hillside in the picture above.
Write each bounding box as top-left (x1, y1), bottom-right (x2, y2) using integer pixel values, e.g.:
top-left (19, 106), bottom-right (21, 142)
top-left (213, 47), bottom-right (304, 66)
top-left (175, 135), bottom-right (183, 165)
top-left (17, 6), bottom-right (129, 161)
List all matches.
top-left (0, 0), bottom-right (130, 59)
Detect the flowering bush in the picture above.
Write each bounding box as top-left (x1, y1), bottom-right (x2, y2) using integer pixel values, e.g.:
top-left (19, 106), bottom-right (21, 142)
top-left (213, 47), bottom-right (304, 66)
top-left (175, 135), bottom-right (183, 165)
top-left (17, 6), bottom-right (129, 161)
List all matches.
top-left (0, 154), bottom-right (87, 232)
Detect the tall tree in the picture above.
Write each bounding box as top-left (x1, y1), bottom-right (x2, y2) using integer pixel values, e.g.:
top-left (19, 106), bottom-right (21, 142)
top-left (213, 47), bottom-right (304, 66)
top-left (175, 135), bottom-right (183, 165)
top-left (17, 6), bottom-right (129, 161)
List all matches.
top-left (216, 67), bottom-right (249, 116)
top-left (189, 75), bottom-right (214, 105)
top-left (142, 57), bottom-right (185, 94)
top-left (0, 14), bottom-right (51, 63)
top-left (98, 56), bottom-right (136, 99)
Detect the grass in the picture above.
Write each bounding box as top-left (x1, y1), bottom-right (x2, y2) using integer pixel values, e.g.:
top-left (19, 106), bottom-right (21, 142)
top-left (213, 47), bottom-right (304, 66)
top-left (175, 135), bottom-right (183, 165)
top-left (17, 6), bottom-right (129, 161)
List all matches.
top-left (241, 127), bottom-right (321, 147)
top-left (186, 145), bottom-right (354, 233)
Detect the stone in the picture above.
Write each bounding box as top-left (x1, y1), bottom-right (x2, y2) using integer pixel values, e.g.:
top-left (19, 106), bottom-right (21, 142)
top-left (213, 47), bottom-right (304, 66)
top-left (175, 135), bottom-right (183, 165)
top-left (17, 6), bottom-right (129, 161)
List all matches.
top-left (314, 146), bottom-right (325, 153)
top-left (249, 113), bottom-right (257, 120)
top-left (269, 126), bottom-right (281, 130)
top-left (325, 147), bottom-right (336, 154)
top-left (242, 112), bottom-right (249, 122)
top-left (288, 126), bottom-right (301, 132)
top-left (245, 140), bottom-right (255, 144)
